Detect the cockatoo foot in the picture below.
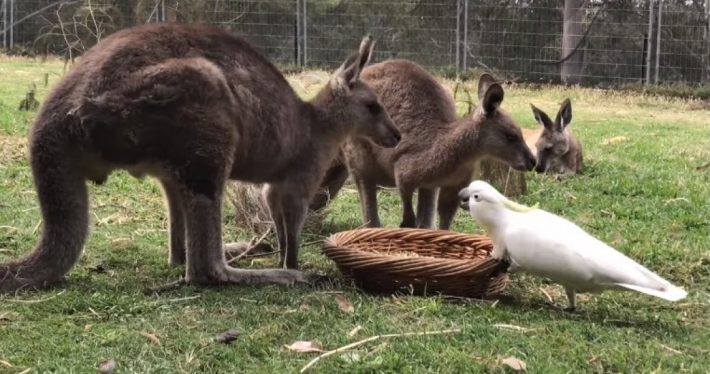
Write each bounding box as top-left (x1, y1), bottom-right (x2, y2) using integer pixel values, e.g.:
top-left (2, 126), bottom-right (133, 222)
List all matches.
top-left (494, 259), bottom-right (511, 275)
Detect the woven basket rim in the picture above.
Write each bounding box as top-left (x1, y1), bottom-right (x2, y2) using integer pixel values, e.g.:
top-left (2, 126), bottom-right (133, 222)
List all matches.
top-left (321, 227), bottom-right (507, 298)
top-left (323, 227), bottom-right (497, 274)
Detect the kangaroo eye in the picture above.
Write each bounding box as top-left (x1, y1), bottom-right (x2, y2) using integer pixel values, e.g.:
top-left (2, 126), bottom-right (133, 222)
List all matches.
top-left (366, 102), bottom-right (382, 114)
top-left (506, 133), bottom-right (517, 142)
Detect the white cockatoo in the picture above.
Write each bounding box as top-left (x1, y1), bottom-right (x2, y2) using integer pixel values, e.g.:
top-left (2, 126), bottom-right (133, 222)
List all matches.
top-left (458, 180), bottom-right (687, 310)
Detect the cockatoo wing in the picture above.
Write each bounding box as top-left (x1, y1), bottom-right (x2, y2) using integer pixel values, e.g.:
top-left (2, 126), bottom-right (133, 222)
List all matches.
top-left (504, 210), bottom-right (686, 301)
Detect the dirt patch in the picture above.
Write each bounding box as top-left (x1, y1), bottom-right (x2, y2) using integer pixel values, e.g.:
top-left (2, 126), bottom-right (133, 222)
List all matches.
top-left (0, 135), bottom-right (28, 164)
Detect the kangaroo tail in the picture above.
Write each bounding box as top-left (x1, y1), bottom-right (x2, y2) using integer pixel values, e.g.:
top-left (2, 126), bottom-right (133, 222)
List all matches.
top-left (0, 129), bottom-right (89, 292)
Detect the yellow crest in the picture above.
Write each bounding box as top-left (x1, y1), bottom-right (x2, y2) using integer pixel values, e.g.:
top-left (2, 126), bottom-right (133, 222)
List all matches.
top-left (501, 198), bottom-right (539, 213)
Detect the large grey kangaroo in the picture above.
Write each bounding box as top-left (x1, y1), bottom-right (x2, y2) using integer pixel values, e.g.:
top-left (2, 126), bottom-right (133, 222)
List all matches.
top-left (522, 99), bottom-right (583, 175)
top-left (342, 60), bottom-right (536, 230)
top-left (0, 23), bottom-right (400, 292)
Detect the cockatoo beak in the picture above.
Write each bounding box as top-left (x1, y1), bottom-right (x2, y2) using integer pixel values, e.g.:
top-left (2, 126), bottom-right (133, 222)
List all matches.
top-left (458, 188), bottom-right (470, 210)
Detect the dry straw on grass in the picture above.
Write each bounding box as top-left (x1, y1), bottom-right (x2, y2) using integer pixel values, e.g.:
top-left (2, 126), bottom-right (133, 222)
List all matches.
top-left (226, 182), bottom-right (334, 237)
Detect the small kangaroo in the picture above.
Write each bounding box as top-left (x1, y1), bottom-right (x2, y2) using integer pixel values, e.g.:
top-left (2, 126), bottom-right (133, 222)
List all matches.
top-left (342, 60), bottom-right (536, 230)
top-left (522, 99), bottom-right (583, 175)
top-left (0, 23), bottom-right (400, 292)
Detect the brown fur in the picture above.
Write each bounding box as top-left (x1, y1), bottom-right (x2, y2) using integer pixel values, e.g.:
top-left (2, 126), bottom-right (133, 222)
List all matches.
top-left (342, 60), bottom-right (536, 230)
top-left (0, 23), bottom-right (399, 291)
top-left (524, 99), bottom-right (583, 175)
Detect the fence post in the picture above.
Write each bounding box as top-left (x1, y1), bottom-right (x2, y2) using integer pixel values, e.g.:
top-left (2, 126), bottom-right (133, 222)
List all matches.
top-left (8, 0), bottom-right (12, 49)
top-left (2, 0), bottom-right (6, 50)
top-left (455, 0), bottom-right (460, 75)
top-left (296, 0), bottom-right (307, 67)
top-left (654, 0), bottom-right (662, 83)
top-left (645, 0), bottom-right (655, 85)
top-left (455, 0), bottom-right (467, 76)
top-left (705, 0), bottom-right (710, 83)
top-left (462, 0), bottom-right (468, 74)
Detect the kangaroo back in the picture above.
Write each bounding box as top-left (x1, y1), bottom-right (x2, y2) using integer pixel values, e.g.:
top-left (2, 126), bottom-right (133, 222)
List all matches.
top-left (0, 23), bottom-right (399, 291)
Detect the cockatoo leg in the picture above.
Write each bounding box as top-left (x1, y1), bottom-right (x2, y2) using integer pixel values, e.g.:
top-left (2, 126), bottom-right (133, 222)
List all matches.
top-left (564, 287), bottom-right (577, 312)
top-left (493, 259), bottom-right (511, 275)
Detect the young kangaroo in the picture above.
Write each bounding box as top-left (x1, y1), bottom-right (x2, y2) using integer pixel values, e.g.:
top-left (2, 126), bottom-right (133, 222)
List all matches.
top-left (522, 99), bottom-right (583, 175)
top-left (0, 23), bottom-right (400, 292)
top-left (342, 60), bottom-right (536, 230)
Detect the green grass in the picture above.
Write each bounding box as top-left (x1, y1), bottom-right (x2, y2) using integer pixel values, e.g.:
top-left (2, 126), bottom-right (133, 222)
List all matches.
top-left (1, 57), bottom-right (709, 373)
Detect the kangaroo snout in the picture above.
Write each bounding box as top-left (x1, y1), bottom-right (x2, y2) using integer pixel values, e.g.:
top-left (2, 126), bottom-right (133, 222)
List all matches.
top-left (523, 152), bottom-right (537, 171)
top-left (374, 124), bottom-right (401, 148)
top-left (511, 148), bottom-right (537, 172)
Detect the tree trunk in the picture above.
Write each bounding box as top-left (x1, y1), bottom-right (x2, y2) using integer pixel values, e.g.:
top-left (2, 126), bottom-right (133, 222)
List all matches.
top-left (561, 0), bottom-right (585, 85)
top-left (476, 159), bottom-right (527, 198)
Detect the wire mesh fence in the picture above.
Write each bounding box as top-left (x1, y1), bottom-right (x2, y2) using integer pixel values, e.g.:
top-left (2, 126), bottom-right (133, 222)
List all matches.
top-left (1, 0), bottom-right (708, 85)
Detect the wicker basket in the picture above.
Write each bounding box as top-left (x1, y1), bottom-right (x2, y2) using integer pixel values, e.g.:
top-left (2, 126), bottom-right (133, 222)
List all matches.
top-left (322, 228), bottom-right (509, 298)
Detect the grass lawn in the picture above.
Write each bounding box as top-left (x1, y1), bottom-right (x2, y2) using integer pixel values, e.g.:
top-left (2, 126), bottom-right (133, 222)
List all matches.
top-left (0, 56), bottom-right (708, 373)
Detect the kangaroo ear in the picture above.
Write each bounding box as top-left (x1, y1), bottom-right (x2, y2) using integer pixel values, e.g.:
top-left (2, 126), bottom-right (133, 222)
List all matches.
top-left (555, 98), bottom-right (573, 130)
top-left (481, 83), bottom-right (504, 115)
top-left (530, 103), bottom-right (555, 130)
top-left (333, 35), bottom-right (374, 89)
top-left (477, 73), bottom-right (497, 101)
top-left (357, 35), bottom-right (375, 72)
top-left (333, 52), bottom-right (361, 89)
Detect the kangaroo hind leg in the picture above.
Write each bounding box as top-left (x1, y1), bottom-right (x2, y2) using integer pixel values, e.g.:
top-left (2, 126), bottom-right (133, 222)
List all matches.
top-left (415, 188), bottom-right (438, 229)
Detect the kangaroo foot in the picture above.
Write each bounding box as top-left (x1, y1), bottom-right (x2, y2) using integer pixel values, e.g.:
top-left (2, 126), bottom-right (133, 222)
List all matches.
top-left (187, 265), bottom-right (310, 286)
top-left (224, 242), bottom-right (276, 261)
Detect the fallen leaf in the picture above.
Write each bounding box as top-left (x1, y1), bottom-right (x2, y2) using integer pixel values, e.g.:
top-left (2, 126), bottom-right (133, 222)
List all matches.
top-left (0, 312), bottom-right (12, 322)
top-left (695, 161), bottom-right (710, 171)
top-left (348, 325), bottom-right (363, 337)
top-left (98, 359), bottom-right (116, 374)
top-left (285, 340), bottom-right (323, 353)
top-left (0, 360), bottom-right (13, 368)
top-left (600, 136), bottom-right (628, 145)
top-left (492, 324), bottom-right (537, 333)
top-left (139, 331), bottom-right (161, 346)
top-left (84, 324), bottom-right (93, 332)
top-left (215, 329), bottom-right (240, 344)
top-left (501, 356), bottom-right (527, 371)
top-left (334, 294), bottom-right (355, 314)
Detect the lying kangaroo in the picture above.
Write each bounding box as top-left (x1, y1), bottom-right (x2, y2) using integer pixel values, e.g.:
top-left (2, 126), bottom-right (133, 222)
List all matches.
top-left (0, 23), bottom-right (400, 292)
top-left (342, 60), bottom-right (536, 230)
top-left (522, 99), bottom-right (583, 175)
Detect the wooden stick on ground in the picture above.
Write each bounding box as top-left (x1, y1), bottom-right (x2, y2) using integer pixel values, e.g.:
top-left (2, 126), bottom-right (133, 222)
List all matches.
top-left (227, 227), bottom-right (272, 265)
top-left (300, 329), bottom-right (461, 373)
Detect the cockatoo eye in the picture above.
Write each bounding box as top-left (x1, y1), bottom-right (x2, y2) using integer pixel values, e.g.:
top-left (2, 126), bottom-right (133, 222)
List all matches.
top-left (473, 194), bottom-right (480, 201)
